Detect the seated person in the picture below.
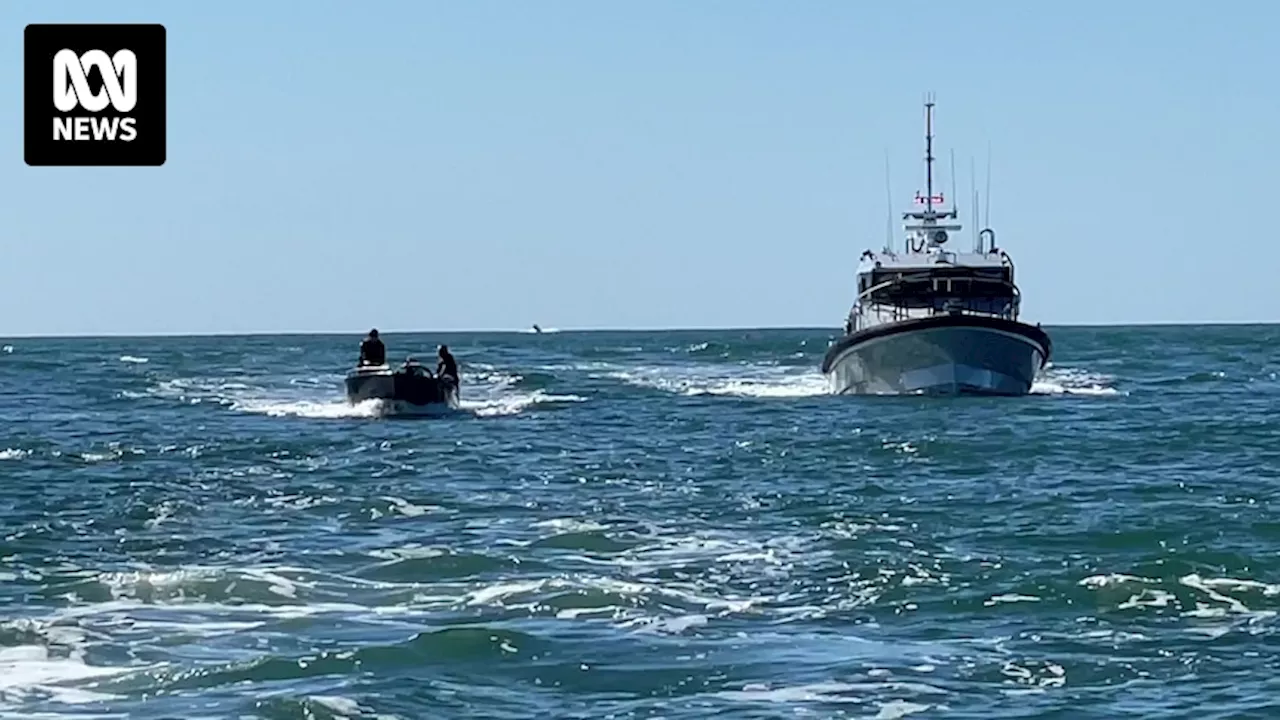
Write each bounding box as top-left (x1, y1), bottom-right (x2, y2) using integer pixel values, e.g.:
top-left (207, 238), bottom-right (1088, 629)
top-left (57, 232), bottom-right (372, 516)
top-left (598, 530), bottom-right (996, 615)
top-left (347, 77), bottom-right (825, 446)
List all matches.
top-left (358, 329), bottom-right (386, 366)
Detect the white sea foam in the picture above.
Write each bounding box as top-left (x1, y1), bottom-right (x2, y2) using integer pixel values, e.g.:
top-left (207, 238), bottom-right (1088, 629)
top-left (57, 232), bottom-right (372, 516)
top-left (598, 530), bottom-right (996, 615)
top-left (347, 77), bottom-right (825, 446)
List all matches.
top-left (604, 360), bottom-right (1121, 399)
top-left (0, 645), bottom-right (133, 707)
top-left (461, 390), bottom-right (587, 418)
top-left (1031, 364), bottom-right (1123, 396)
top-left (602, 363), bottom-right (829, 398)
top-left (143, 366), bottom-right (583, 420)
top-left (231, 397), bottom-right (388, 419)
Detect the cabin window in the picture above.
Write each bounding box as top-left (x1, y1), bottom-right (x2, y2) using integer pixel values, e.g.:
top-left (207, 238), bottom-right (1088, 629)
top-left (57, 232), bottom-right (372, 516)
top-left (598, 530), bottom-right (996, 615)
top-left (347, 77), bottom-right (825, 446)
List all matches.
top-left (863, 267), bottom-right (1016, 316)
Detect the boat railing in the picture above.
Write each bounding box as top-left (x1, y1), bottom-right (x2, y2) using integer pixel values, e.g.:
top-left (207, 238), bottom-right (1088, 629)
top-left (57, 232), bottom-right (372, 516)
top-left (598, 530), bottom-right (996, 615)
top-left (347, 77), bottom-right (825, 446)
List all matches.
top-left (851, 300), bottom-right (1018, 331)
top-left (850, 283), bottom-right (1021, 329)
top-left (848, 262), bottom-right (1026, 331)
top-left (854, 273), bottom-right (1017, 305)
top-left (856, 277), bottom-right (905, 301)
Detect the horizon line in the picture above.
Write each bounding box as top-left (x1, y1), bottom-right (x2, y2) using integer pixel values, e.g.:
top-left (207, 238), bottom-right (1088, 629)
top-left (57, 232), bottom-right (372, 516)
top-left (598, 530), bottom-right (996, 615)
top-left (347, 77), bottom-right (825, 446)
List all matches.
top-left (2, 319), bottom-right (1277, 341)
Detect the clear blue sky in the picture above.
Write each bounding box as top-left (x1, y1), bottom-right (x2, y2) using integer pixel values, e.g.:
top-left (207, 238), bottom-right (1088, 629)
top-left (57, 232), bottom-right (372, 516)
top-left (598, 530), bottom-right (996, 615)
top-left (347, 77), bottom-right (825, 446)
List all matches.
top-left (2, 1), bottom-right (1276, 336)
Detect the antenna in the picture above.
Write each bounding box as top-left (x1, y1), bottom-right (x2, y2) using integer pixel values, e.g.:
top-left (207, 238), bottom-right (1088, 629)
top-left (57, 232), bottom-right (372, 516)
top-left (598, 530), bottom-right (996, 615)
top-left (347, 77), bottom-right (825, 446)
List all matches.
top-left (983, 141), bottom-right (992, 228)
top-left (924, 92), bottom-right (936, 214)
top-left (970, 156), bottom-right (979, 251)
top-left (949, 148), bottom-right (957, 217)
top-left (883, 149), bottom-right (893, 253)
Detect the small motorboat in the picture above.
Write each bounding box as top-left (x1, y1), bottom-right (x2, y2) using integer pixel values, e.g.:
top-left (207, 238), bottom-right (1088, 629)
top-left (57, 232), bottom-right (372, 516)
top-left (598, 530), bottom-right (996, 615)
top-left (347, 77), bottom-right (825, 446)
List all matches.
top-left (344, 362), bottom-right (460, 413)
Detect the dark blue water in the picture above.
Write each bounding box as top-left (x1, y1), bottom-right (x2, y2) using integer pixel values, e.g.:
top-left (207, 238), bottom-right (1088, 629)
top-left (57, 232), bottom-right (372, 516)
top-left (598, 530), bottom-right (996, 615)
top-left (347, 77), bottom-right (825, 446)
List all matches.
top-left (1, 325), bottom-right (1278, 718)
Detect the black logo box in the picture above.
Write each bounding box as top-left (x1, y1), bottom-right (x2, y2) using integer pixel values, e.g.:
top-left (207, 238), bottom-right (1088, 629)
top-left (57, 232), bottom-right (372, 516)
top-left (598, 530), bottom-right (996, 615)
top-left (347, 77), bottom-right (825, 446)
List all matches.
top-left (24, 23), bottom-right (166, 167)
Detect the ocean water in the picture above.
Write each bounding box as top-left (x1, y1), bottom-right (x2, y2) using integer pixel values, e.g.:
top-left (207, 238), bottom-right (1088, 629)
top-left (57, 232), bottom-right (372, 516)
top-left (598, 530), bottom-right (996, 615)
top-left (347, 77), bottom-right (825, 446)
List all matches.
top-left (1, 325), bottom-right (1278, 719)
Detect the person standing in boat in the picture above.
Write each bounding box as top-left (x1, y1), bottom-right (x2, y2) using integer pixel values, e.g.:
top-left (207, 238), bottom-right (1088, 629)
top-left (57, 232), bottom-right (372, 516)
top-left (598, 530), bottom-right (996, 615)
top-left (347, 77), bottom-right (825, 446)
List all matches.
top-left (436, 345), bottom-right (459, 394)
top-left (358, 329), bottom-right (386, 366)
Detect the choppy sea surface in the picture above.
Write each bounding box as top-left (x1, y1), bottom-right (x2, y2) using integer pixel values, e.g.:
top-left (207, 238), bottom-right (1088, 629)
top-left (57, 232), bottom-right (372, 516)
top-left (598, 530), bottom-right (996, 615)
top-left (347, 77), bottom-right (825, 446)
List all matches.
top-left (1, 325), bottom-right (1278, 719)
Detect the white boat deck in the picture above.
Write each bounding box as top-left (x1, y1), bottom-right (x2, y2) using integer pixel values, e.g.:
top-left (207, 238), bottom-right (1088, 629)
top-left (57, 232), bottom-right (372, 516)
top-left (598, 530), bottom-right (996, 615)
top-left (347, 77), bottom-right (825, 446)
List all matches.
top-left (858, 246), bottom-right (1007, 272)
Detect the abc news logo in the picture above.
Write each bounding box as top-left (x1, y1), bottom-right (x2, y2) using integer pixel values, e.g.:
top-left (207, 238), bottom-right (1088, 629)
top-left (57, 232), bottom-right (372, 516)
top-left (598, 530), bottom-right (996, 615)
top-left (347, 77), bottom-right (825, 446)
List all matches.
top-left (54, 49), bottom-right (139, 142)
top-left (24, 24), bottom-right (166, 166)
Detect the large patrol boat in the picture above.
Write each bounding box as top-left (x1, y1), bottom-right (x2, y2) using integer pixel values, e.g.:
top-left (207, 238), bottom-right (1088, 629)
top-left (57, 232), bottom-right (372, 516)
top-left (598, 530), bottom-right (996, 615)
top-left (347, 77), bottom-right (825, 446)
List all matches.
top-left (821, 99), bottom-right (1052, 395)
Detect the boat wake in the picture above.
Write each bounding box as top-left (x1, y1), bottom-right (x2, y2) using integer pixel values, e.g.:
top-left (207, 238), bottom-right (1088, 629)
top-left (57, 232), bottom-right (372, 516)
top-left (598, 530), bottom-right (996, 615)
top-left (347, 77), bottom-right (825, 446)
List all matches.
top-left (233, 392), bottom-right (584, 419)
top-left (598, 361), bottom-right (1121, 399)
top-left (602, 363), bottom-right (830, 399)
top-left (124, 357), bottom-right (1118, 420)
top-left (1031, 364), bottom-right (1125, 396)
top-left (136, 366), bottom-right (587, 420)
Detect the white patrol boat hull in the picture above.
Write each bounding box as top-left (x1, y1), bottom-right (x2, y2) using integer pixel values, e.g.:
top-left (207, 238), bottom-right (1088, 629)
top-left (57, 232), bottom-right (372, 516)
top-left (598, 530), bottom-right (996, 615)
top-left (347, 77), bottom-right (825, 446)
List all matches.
top-left (821, 315), bottom-right (1051, 396)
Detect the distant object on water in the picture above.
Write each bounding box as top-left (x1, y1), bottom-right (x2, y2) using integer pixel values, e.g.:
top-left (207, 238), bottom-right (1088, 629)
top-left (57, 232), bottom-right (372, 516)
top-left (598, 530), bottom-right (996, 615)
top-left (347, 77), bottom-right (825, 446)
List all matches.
top-left (821, 97), bottom-right (1052, 396)
top-left (532, 324), bottom-right (543, 334)
top-left (344, 329), bottom-right (461, 414)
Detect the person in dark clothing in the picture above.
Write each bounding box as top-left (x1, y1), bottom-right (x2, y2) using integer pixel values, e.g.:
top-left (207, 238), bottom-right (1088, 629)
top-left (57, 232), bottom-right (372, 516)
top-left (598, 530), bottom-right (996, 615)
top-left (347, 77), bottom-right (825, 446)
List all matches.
top-left (358, 329), bottom-right (386, 366)
top-left (436, 345), bottom-right (459, 385)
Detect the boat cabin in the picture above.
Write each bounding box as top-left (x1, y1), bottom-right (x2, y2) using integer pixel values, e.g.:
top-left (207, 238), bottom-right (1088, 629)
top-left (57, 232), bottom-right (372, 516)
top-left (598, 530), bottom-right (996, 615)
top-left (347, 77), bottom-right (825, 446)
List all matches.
top-left (857, 261), bottom-right (1018, 316)
top-left (847, 212), bottom-right (1022, 332)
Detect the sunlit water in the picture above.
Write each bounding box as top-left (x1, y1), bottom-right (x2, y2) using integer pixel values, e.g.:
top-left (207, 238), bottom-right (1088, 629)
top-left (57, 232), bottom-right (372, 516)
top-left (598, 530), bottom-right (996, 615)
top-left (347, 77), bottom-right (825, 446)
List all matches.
top-left (1, 326), bottom-right (1278, 718)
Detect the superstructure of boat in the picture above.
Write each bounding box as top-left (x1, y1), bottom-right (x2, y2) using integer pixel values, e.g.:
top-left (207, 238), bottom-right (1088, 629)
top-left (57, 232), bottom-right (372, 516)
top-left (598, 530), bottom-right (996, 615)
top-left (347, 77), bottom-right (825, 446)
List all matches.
top-left (821, 98), bottom-right (1052, 396)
